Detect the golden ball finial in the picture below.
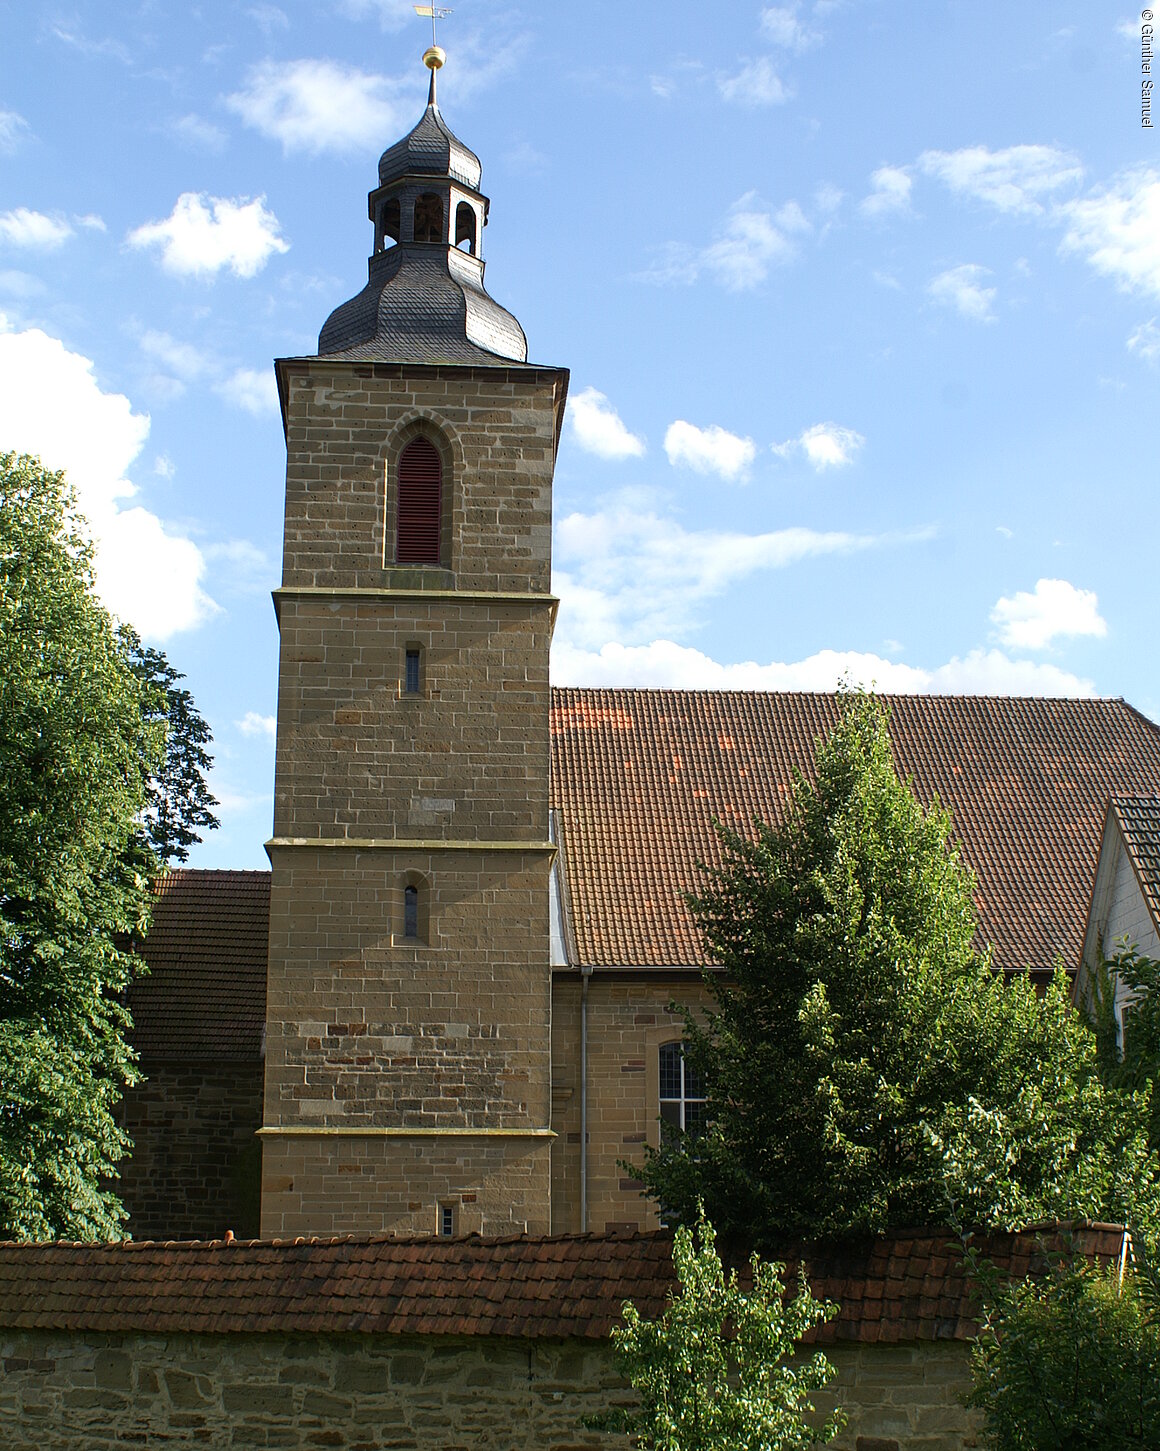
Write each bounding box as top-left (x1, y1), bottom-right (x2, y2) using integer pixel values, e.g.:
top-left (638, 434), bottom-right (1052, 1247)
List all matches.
top-left (423, 45), bottom-right (445, 71)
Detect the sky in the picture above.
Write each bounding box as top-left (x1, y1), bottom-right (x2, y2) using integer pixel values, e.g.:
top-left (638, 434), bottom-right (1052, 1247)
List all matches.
top-left (0, 1), bottom-right (1157, 870)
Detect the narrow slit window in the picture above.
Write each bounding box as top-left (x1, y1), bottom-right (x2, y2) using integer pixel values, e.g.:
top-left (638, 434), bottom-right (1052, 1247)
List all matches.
top-left (404, 884), bottom-right (419, 940)
top-left (439, 1204), bottom-right (455, 1237)
top-left (404, 648), bottom-right (421, 695)
top-left (396, 438), bottom-right (442, 564)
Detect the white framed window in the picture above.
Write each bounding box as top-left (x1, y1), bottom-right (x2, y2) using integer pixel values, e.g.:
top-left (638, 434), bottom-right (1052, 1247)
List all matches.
top-left (658, 1042), bottom-right (707, 1135)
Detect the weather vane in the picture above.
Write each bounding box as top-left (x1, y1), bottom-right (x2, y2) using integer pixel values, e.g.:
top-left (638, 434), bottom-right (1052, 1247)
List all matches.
top-left (414, 5), bottom-right (452, 48)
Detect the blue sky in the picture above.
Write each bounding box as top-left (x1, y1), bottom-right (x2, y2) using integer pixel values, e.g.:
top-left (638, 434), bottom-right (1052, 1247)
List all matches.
top-left (0, 1), bottom-right (1157, 869)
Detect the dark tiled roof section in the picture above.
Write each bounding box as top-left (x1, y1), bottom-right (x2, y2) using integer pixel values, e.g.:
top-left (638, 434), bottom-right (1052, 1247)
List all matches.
top-left (129, 870), bottom-right (269, 1062)
top-left (0, 1225), bottom-right (1124, 1343)
top-left (549, 690), bottom-right (1160, 973)
top-left (794, 1222), bottom-right (1126, 1345)
top-left (317, 246), bottom-right (528, 365)
top-left (377, 101), bottom-right (482, 192)
top-left (1112, 794), bottom-right (1160, 932)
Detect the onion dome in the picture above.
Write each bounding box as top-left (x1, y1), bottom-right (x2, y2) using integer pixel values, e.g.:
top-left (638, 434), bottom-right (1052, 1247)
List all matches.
top-left (317, 47), bottom-right (527, 366)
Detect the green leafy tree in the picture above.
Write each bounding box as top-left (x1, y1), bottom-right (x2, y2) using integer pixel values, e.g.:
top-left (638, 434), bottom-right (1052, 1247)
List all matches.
top-left (1084, 944), bottom-right (1160, 1146)
top-left (640, 693), bottom-right (1160, 1248)
top-left (0, 452), bottom-right (163, 1239)
top-left (586, 1210), bottom-right (844, 1451)
top-left (119, 626), bottom-right (218, 865)
top-left (968, 1257), bottom-right (1160, 1450)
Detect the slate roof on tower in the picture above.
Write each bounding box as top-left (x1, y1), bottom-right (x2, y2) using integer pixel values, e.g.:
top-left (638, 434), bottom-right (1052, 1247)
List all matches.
top-left (311, 49), bottom-right (529, 367)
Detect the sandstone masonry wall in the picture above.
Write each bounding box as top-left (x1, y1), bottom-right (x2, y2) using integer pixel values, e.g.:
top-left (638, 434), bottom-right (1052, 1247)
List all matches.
top-left (263, 360), bottom-right (563, 1238)
top-left (0, 1329), bottom-right (979, 1450)
top-left (118, 1062), bottom-right (263, 1241)
top-left (550, 974), bottom-right (716, 1234)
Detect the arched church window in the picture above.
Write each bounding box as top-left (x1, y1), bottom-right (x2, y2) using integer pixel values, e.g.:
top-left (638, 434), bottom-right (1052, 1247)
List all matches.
top-left (396, 438), bottom-right (442, 564)
top-left (413, 192), bottom-right (444, 244)
top-left (455, 202), bottom-right (477, 255)
top-left (658, 1042), bottom-right (707, 1135)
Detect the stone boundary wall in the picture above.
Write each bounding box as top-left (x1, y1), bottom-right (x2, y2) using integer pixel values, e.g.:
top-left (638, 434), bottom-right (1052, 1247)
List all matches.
top-left (0, 1328), bottom-right (978, 1450)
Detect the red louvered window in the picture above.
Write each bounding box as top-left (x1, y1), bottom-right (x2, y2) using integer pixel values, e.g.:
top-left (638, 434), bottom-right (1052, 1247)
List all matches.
top-left (396, 438), bottom-right (442, 564)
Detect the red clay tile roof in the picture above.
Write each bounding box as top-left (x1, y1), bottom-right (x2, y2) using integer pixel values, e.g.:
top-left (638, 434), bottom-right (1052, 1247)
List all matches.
top-left (0, 1224), bottom-right (1125, 1342)
top-left (1111, 794), bottom-right (1160, 934)
top-left (129, 869), bottom-right (269, 1061)
top-left (549, 690), bottom-right (1160, 973)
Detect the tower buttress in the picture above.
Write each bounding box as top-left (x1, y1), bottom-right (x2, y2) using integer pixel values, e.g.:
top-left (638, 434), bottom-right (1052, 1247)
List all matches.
top-left (260, 48), bottom-right (567, 1238)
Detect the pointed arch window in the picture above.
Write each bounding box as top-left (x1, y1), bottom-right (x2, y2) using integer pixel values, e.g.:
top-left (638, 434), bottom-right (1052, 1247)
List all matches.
top-left (396, 438), bottom-right (443, 564)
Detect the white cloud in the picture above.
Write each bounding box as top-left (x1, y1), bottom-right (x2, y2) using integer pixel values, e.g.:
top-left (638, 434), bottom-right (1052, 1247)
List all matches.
top-left (172, 114), bottom-right (228, 151)
top-left (154, 454), bottom-right (175, 479)
top-left (227, 58), bottom-right (406, 155)
top-left (553, 494), bottom-right (923, 649)
top-left (247, 3), bottom-right (289, 32)
top-left (0, 269), bottom-right (44, 300)
top-left (335, 0), bottom-right (417, 28)
top-left (990, 578), bottom-right (1107, 651)
top-left (815, 183), bottom-right (843, 215)
top-left (216, 366), bottom-right (280, 416)
top-left (704, 193), bottom-right (798, 289)
top-left (569, 387), bottom-right (645, 460)
top-left (760, 5), bottom-right (820, 50)
top-left (640, 192), bottom-right (802, 291)
top-left (237, 711), bottom-right (277, 739)
top-left (860, 165), bottom-right (912, 217)
top-left (919, 144), bottom-right (1083, 216)
top-left (0, 317), bottom-right (216, 639)
top-left (50, 22), bottom-right (131, 63)
top-left (550, 640), bottom-right (1093, 697)
top-left (0, 109), bottom-right (30, 154)
top-left (0, 208), bottom-right (73, 249)
top-left (1128, 318), bottom-right (1160, 363)
top-left (928, 264), bottom-right (997, 322)
top-left (718, 55), bottom-right (791, 107)
top-left (664, 421), bottom-right (757, 481)
top-left (1059, 168), bottom-right (1160, 300)
top-left (128, 193), bottom-right (288, 279)
top-left (774, 421), bottom-right (865, 470)
top-left (139, 329), bottom-right (213, 381)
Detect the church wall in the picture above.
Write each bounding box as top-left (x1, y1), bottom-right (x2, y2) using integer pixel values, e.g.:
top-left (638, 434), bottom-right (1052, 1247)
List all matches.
top-left (550, 974), bottom-right (715, 1234)
top-left (263, 359), bottom-right (562, 1238)
top-left (272, 595), bottom-right (553, 843)
top-left (117, 1062), bottom-right (262, 1242)
top-left (262, 844), bottom-right (552, 1237)
top-left (278, 362), bottom-right (558, 595)
top-left (0, 1328), bottom-right (978, 1450)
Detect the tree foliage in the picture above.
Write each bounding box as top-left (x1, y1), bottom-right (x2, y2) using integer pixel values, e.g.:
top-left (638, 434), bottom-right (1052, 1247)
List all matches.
top-left (640, 693), bottom-right (1160, 1248)
top-left (119, 626), bottom-right (218, 865)
top-left (968, 1257), bottom-right (1160, 1450)
top-left (586, 1210), bottom-right (843, 1451)
top-left (0, 452), bottom-right (162, 1239)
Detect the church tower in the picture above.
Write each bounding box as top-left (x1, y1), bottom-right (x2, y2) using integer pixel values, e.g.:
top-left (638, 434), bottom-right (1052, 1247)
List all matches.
top-left (259, 47), bottom-right (568, 1238)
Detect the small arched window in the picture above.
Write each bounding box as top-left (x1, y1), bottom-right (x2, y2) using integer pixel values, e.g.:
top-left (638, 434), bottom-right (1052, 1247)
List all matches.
top-left (413, 192), bottom-right (444, 244)
top-left (396, 438), bottom-right (442, 564)
top-left (455, 201), bottom-right (477, 255)
top-left (658, 1042), bottom-right (707, 1136)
